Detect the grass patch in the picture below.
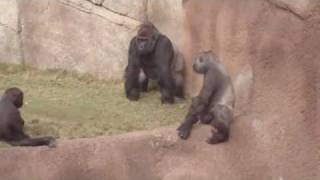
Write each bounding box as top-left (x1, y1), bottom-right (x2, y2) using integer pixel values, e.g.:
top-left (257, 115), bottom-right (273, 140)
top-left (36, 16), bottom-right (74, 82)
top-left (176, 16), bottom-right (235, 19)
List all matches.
top-left (0, 63), bottom-right (189, 144)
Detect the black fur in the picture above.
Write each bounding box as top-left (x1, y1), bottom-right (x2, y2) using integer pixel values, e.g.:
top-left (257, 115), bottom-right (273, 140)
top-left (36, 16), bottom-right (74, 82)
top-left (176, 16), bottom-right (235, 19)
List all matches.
top-left (0, 87), bottom-right (56, 147)
top-left (124, 22), bottom-right (184, 104)
top-left (177, 51), bottom-right (235, 144)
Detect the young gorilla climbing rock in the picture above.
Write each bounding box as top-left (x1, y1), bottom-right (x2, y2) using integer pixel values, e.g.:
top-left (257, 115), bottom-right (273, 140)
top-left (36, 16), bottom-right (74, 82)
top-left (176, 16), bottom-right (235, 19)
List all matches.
top-left (0, 87), bottom-right (56, 147)
top-left (177, 51), bottom-right (235, 144)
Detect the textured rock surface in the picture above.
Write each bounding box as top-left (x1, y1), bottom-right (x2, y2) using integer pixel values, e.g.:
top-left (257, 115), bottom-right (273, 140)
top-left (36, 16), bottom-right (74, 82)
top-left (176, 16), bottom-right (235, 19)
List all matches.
top-left (0, 0), bottom-right (22, 64)
top-left (18, 0), bottom-right (141, 79)
top-left (267, 0), bottom-right (316, 19)
top-left (181, 0), bottom-right (320, 179)
top-left (148, 0), bottom-right (185, 48)
top-left (0, 0), bottom-right (320, 180)
top-left (0, 0), bottom-right (184, 80)
top-left (102, 0), bottom-right (148, 21)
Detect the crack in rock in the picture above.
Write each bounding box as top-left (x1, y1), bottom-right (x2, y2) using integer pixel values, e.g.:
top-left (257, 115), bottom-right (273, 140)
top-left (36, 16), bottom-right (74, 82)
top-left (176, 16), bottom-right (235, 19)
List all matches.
top-left (58, 0), bottom-right (140, 29)
top-left (266, 0), bottom-right (312, 20)
top-left (87, 0), bottom-right (105, 6)
top-left (0, 22), bottom-right (18, 32)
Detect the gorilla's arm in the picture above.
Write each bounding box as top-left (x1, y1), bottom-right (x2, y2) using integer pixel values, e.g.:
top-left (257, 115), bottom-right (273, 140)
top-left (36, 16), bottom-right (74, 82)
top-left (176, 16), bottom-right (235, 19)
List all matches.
top-left (9, 112), bottom-right (29, 140)
top-left (177, 73), bottom-right (216, 139)
top-left (183, 73), bottom-right (216, 117)
top-left (197, 73), bottom-right (216, 105)
top-left (155, 36), bottom-right (175, 103)
top-left (7, 112), bottom-right (55, 147)
top-left (125, 38), bottom-right (141, 101)
top-left (177, 96), bottom-right (209, 139)
top-left (8, 136), bottom-right (55, 147)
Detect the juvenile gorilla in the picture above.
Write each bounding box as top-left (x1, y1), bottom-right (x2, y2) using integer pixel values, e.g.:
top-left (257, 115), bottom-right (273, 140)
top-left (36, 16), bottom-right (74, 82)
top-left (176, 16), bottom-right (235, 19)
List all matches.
top-left (177, 51), bottom-right (235, 144)
top-left (0, 87), bottom-right (56, 147)
top-left (125, 22), bottom-right (183, 103)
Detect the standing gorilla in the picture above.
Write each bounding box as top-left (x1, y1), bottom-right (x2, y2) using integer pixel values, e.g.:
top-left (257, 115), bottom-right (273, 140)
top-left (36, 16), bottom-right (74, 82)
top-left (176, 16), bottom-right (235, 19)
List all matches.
top-left (125, 22), bottom-right (183, 104)
top-left (0, 87), bottom-right (56, 147)
top-left (177, 51), bottom-right (235, 144)
top-left (135, 45), bottom-right (185, 98)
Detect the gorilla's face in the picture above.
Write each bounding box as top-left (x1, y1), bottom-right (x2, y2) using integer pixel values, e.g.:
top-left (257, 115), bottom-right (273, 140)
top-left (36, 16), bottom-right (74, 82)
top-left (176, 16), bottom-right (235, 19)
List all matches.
top-left (193, 55), bottom-right (210, 74)
top-left (4, 87), bottom-right (24, 108)
top-left (135, 23), bottom-right (159, 55)
top-left (135, 36), bottom-right (156, 55)
top-left (193, 51), bottom-right (217, 74)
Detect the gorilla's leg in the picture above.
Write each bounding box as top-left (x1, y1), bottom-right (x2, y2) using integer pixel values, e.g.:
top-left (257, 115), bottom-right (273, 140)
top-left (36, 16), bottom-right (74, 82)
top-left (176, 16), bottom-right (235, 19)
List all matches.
top-left (177, 115), bottom-right (199, 139)
top-left (174, 74), bottom-right (184, 98)
top-left (158, 72), bottom-right (175, 104)
top-left (200, 88), bottom-right (225, 124)
top-left (177, 97), bottom-right (206, 139)
top-left (125, 66), bottom-right (141, 101)
top-left (8, 136), bottom-right (56, 147)
top-left (207, 104), bottom-right (233, 144)
top-left (199, 112), bottom-right (213, 124)
top-left (9, 121), bottom-right (56, 147)
top-left (160, 87), bottom-right (174, 104)
top-left (159, 80), bottom-right (174, 104)
top-left (138, 70), bottom-right (148, 92)
top-left (139, 78), bottom-right (148, 92)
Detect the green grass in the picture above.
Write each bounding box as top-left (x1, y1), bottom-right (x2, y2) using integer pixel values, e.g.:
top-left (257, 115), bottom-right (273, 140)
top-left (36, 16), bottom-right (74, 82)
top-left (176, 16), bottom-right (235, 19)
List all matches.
top-left (0, 63), bottom-right (189, 146)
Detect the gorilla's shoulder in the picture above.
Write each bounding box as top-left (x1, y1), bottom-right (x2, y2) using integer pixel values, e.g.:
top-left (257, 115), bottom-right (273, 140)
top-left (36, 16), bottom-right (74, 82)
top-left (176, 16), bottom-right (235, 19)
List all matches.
top-left (157, 34), bottom-right (173, 47)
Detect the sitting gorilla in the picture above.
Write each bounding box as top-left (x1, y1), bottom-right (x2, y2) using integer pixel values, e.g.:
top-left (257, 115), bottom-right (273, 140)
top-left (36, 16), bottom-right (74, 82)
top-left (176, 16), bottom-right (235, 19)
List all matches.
top-left (177, 51), bottom-right (235, 144)
top-left (0, 87), bottom-right (56, 147)
top-left (125, 22), bottom-right (184, 104)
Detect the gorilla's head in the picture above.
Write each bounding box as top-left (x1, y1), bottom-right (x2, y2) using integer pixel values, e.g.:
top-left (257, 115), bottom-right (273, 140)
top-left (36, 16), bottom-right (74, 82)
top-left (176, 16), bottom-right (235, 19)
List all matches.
top-left (4, 87), bottom-right (24, 108)
top-left (135, 22), bottom-right (160, 55)
top-left (193, 51), bottom-right (217, 74)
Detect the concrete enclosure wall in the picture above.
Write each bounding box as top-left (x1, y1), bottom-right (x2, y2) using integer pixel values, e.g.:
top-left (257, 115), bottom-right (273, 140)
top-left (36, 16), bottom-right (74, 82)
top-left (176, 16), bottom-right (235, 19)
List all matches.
top-left (0, 0), bottom-right (184, 79)
top-left (0, 0), bottom-right (22, 64)
top-left (0, 0), bottom-right (319, 180)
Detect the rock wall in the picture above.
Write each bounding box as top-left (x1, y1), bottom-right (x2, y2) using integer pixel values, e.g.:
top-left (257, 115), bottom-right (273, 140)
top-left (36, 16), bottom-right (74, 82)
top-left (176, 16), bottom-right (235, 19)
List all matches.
top-left (0, 0), bottom-right (184, 79)
top-left (0, 0), bottom-right (319, 180)
top-left (181, 0), bottom-right (320, 179)
top-left (0, 0), bottom-right (22, 64)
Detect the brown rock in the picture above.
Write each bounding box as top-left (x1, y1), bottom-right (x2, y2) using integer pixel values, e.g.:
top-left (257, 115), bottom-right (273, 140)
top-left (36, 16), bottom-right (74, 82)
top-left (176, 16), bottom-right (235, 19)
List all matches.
top-left (0, 0), bottom-right (22, 64)
top-left (18, 0), bottom-right (140, 80)
top-left (102, 0), bottom-right (148, 21)
top-left (0, 0), bottom-right (320, 180)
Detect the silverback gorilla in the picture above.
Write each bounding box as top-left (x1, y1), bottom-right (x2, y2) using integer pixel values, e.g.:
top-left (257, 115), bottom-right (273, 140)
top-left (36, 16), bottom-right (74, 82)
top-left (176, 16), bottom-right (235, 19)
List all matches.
top-left (177, 51), bottom-right (235, 144)
top-left (125, 22), bottom-right (184, 104)
top-left (0, 87), bottom-right (56, 147)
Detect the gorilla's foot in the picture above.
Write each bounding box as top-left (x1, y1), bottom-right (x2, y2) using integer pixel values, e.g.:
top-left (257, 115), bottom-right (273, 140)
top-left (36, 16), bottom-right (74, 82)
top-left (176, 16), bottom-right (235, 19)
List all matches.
top-left (200, 113), bottom-right (213, 124)
top-left (161, 97), bottom-right (174, 104)
top-left (206, 132), bottom-right (228, 144)
top-left (177, 123), bottom-right (192, 140)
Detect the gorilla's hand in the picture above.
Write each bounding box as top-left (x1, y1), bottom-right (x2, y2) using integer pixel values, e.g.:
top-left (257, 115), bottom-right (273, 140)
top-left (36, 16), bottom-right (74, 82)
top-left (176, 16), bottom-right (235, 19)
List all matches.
top-left (207, 133), bottom-right (226, 144)
top-left (48, 137), bottom-right (57, 148)
top-left (177, 123), bottom-right (192, 140)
